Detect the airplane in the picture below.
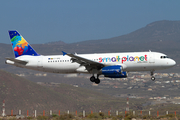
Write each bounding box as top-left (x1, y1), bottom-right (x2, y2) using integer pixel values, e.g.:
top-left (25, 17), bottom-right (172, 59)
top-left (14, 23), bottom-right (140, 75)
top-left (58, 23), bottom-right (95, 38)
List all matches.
top-left (6, 30), bottom-right (176, 84)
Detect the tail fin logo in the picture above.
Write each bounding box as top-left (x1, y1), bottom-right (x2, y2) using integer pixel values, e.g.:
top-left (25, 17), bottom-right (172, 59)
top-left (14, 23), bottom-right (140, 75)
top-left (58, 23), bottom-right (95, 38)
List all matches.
top-left (9, 31), bottom-right (40, 58)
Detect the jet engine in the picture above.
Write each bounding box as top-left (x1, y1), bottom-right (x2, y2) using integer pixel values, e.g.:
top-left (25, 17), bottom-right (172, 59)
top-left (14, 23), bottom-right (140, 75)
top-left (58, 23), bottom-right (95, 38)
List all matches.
top-left (101, 65), bottom-right (127, 78)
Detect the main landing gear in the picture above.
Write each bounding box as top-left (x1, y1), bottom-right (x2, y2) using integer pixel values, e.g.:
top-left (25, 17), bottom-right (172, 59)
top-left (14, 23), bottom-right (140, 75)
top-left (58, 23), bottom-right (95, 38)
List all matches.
top-left (90, 74), bottom-right (100, 84)
top-left (151, 71), bottom-right (155, 81)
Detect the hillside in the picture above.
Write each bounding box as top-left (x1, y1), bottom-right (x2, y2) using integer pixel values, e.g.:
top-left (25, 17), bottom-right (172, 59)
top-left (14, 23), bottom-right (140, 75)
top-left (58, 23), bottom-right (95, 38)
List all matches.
top-left (0, 69), bottom-right (76, 114)
top-left (1, 70), bottom-right (142, 115)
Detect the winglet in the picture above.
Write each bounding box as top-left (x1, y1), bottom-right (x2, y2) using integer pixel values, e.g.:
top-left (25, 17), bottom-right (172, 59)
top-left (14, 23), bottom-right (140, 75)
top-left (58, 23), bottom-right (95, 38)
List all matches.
top-left (62, 51), bottom-right (67, 56)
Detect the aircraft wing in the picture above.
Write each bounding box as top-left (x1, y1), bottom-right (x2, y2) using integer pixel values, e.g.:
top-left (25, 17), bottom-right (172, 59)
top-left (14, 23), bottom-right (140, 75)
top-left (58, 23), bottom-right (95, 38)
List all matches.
top-left (5, 58), bottom-right (28, 65)
top-left (62, 51), bottom-right (104, 71)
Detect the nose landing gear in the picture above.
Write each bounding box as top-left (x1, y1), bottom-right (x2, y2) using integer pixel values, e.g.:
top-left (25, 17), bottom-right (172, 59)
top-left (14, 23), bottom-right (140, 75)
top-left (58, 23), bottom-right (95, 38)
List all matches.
top-left (151, 71), bottom-right (155, 81)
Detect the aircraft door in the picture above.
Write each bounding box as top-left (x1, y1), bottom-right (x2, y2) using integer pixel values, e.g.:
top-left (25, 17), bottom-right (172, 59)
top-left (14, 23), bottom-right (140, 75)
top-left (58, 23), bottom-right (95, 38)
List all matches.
top-left (37, 57), bottom-right (43, 68)
top-left (149, 53), bottom-right (155, 63)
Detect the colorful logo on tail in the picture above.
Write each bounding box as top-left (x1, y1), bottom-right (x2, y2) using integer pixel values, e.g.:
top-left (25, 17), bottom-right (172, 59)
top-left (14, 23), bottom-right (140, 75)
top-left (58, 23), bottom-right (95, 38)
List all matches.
top-left (9, 31), bottom-right (39, 58)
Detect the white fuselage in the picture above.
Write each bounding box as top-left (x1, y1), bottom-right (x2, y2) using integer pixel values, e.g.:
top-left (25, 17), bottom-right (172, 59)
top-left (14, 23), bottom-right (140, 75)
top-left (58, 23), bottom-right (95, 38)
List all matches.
top-left (6, 51), bottom-right (176, 75)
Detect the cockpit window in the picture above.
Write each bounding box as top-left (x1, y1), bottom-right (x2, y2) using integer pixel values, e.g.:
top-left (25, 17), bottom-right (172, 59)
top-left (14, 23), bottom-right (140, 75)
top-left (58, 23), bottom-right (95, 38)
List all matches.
top-left (160, 56), bottom-right (168, 59)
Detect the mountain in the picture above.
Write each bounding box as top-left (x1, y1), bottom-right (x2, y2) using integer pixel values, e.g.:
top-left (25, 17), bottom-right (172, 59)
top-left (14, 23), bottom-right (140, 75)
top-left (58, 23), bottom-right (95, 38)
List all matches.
top-left (45, 40), bottom-right (66, 45)
top-left (75, 20), bottom-right (180, 45)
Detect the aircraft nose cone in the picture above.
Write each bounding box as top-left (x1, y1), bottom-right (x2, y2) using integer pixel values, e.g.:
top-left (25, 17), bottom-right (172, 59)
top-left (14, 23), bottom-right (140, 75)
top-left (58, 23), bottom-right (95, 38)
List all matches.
top-left (169, 59), bottom-right (176, 66)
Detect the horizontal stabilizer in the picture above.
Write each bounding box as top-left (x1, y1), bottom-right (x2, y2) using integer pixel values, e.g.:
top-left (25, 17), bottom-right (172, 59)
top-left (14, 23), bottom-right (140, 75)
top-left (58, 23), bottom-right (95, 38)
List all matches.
top-left (6, 58), bottom-right (28, 65)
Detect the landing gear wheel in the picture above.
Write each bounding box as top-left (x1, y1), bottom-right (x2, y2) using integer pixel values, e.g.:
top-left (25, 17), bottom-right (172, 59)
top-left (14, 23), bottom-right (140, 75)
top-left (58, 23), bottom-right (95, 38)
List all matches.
top-left (90, 76), bottom-right (95, 82)
top-left (95, 78), bottom-right (100, 84)
top-left (150, 71), bottom-right (155, 81)
top-left (151, 76), bottom-right (155, 81)
top-left (90, 74), bottom-right (101, 84)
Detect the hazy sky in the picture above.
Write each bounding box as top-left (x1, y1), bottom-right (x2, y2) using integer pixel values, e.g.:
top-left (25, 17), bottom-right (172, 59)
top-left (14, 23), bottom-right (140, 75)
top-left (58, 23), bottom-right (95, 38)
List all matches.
top-left (1, 0), bottom-right (180, 44)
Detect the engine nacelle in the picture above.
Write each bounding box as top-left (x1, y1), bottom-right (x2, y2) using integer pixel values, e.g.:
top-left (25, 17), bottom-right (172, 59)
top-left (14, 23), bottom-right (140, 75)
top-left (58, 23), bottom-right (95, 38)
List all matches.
top-left (102, 65), bottom-right (127, 78)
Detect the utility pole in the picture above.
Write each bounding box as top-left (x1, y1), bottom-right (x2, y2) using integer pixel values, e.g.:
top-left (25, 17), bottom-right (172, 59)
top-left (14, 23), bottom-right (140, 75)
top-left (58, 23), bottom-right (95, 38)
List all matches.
top-left (126, 97), bottom-right (129, 112)
top-left (2, 100), bottom-right (6, 117)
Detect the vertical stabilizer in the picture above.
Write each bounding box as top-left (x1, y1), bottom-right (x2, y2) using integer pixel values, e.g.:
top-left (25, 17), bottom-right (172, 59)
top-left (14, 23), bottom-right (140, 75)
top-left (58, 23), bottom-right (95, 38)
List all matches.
top-left (8, 30), bottom-right (40, 58)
